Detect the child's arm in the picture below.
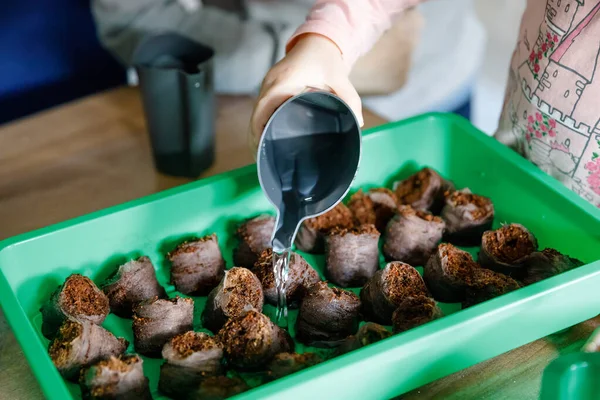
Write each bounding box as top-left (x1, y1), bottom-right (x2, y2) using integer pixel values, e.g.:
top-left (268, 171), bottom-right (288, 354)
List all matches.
top-left (289, 0), bottom-right (420, 69)
top-left (250, 0), bottom-right (420, 148)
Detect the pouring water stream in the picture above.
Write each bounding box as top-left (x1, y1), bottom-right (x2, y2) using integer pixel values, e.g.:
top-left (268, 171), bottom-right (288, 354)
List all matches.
top-left (256, 92), bottom-right (362, 329)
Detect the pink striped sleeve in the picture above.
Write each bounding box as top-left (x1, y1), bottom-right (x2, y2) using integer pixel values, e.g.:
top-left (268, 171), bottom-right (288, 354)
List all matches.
top-left (287, 0), bottom-right (422, 68)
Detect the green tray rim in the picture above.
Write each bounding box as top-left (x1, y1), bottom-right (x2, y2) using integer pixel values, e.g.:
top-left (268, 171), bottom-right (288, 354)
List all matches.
top-left (1, 112), bottom-right (599, 400)
top-left (0, 112), bottom-right (598, 250)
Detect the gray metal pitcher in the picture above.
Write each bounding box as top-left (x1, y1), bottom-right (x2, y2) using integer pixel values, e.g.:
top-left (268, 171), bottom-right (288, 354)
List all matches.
top-left (257, 91), bottom-right (362, 252)
top-left (133, 33), bottom-right (215, 178)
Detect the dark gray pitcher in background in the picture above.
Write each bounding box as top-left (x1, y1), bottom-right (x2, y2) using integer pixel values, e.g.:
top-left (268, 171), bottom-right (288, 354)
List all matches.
top-left (133, 33), bottom-right (215, 178)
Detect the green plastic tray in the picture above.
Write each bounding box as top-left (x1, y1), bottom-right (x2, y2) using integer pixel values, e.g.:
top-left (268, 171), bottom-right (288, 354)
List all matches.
top-left (1, 113), bottom-right (599, 400)
top-left (540, 352), bottom-right (600, 400)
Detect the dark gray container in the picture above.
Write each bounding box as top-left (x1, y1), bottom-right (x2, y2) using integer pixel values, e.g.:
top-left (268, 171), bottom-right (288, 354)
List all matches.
top-left (133, 33), bottom-right (215, 178)
top-left (256, 91), bottom-right (362, 252)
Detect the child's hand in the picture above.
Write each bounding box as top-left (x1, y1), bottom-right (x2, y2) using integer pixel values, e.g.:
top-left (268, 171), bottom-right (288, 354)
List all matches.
top-left (249, 34), bottom-right (364, 152)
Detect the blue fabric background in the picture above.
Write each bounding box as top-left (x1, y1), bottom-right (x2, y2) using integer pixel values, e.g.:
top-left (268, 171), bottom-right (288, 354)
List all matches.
top-left (0, 0), bottom-right (125, 124)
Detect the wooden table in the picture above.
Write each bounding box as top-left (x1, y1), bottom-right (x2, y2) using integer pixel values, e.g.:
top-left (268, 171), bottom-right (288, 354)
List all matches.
top-left (0, 87), bottom-right (597, 399)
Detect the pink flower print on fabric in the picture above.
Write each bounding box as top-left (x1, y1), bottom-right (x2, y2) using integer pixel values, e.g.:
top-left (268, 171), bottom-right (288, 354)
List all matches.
top-left (525, 112), bottom-right (557, 149)
top-left (586, 161), bottom-right (599, 172)
top-left (585, 155), bottom-right (600, 196)
top-left (530, 30), bottom-right (557, 79)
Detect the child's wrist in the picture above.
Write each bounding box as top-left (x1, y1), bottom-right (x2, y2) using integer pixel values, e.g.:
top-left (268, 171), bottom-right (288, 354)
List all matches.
top-left (291, 33), bottom-right (348, 73)
top-left (291, 33), bottom-right (343, 58)
top-left (295, 33), bottom-right (341, 52)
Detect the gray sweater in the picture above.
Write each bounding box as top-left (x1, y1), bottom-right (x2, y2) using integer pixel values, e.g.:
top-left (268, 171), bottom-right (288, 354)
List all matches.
top-left (91, 0), bottom-right (313, 94)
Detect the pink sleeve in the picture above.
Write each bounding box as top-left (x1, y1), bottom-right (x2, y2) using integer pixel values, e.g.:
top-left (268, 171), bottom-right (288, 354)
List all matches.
top-left (287, 0), bottom-right (422, 68)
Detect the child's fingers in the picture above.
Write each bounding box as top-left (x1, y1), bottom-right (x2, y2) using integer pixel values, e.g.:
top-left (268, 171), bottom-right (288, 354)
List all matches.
top-left (247, 124), bottom-right (259, 160)
top-left (251, 79), bottom-right (331, 144)
top-left (250, 87), bottom-right (297, 146)
top-left (329, 77), bottom-right (364, 127)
